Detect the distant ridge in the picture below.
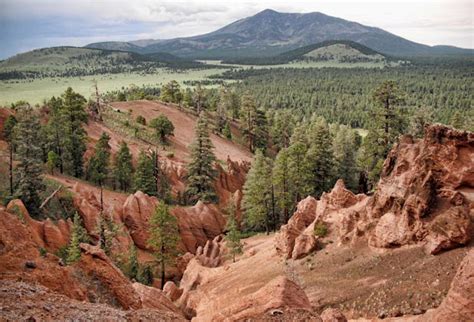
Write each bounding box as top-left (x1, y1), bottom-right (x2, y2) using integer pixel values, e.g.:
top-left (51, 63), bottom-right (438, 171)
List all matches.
top-left (86, 9), bottom-right (473, 59)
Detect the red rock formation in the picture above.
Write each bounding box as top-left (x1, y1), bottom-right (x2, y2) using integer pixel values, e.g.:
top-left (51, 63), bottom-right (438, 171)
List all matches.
top-left (275, 196), bottom-right (318, 258)
top-left (216, 276), bottom-right (312, 321)
top-left (6, 199), bottom-right (72, 252)
top-left (163, 281), bottom-right (183, 302)
top-left (132, 282), bottom-right (184, 317)
top-left (276, 125), bottom-right (473, 259)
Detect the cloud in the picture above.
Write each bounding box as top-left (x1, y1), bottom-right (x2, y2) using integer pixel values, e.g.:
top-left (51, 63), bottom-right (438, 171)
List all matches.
top-left (0, 0), bottom-right (472, 59)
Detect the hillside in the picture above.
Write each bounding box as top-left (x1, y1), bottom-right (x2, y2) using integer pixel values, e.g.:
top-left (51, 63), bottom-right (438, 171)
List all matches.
top-left (86, 9), bottom-right (473, 59)
top-left (0, 46), bottom-right (204, 79)
top-left (223, 40), bottom-right (390, 65)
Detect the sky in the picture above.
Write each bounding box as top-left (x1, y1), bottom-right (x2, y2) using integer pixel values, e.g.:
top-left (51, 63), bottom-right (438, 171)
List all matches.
top-left (0, 0), bottom-right (473, 59)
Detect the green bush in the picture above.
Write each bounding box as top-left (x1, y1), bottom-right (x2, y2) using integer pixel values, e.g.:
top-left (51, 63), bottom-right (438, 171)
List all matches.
top-left (314, 222), bottom-right (328, 237)
top-left (136, 115), bottom-right (146, 125)
top-left (39, 247), bottom-right (48, 257)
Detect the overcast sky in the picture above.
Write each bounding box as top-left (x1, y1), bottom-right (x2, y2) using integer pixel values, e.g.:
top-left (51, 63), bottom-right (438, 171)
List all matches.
top-left (0, 0), bottom-right (472, 59)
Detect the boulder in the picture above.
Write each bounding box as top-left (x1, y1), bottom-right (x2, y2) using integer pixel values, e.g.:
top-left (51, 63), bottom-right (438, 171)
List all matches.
top-left (292, 234), bottom-right (318, 260)
top-left (132, 282), bottom-right (184, 317)
top-left (321, 308), bottom-right (347, 322)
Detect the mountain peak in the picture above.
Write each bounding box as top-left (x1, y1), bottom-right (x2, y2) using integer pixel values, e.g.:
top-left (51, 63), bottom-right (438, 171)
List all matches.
top-left (256, 9), bottom-right (280, 16)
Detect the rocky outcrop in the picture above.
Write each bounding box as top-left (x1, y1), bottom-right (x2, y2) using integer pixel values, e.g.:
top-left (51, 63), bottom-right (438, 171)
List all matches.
top-left (0, 280), bottom-right (186, 321)
top-left (76, 243), bottom-right (142, 310)
top-left (216, 276), bottom-right (312, 321)
top-left (6, 199), bottom-right (72, 252)
top-left (275, 180), bottom-right (369, 259)
top-left (132, 282), bottom-right (184, 317)
top-left (276, 125), bottom-right (473, 259)
top-left (163, 281), bottom-right (183, 302)
top-left (275, 196), bottom-right (318, 258)
top-left (195, 235), bottom-right (225, 267)
top-left (368, 126), bottom-right (473, 253)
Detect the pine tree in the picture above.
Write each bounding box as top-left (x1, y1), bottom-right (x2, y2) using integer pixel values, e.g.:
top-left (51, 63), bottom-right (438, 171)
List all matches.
top-left (192, 83), bottom-right (206, 113)
top-left (270, 110), bottom-right (295, 151)
top-left (61, 88), bottom-right (88, 177)
top-left (149, 115), bottom-right (174, 144)
top-left (86, 132), bottom-right (111, 186)
top-left (254, 109), bottom-right (269, 152)
top-left (150, 150), bottom-right (171, 202)
top-left (114, 141), bottom-right (134, 192)
top-left (44, 97), bottom-right (65, 173)
top-left (47, 151), bottom-right (59, 175)
top-left (222, 121), bottom-right (232, 140)
top-left (272, 148), bottom-right (292, 224)
top-left (160, 80), bottom-right (182, 104)
top-left (409, 106), bottom-right (433, 138)
top-left (134, 151), bottom-right (157, 196)
top-left (333, 125), bottom-right (358, 191)
top-left (185, 113), bottom-right (218, 204)
top-left (225, 197), bottom-right (242, 262)
top-left (242, 150), bottom-right (272, 232)
top-left (148, 201), bottom-right (180, 289)
top-left (3, 114), bottom-right (17, 195)
top-left (14, 106), bottom-right (45, 216)
top-left (305, 118), bottom-right (334, 196)
top-left (66, 212), bottom-right (85, 264)
top-left (240, 94), bottom-right (258, 152)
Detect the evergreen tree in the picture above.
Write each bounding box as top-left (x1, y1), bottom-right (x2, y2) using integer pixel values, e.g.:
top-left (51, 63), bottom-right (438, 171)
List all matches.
top-left (86, 132), bottom-right (111, 186)
top-left (185, 113), bottom-right (218, 204)
top-left (150, 150), bottom-right (171, 202)
top-left (66, 212), bottom-right (85, 264)
top-left (242, 150), bottom-right (272, 232)
top-left (61, 88), bottom-right (88, 177)
top-left (114, 141), bottom-right (134, 191)
top-left (305, 118), bottom-right (334, 196)
top-left (149, 115), bottom-right (174, 144)
top-left (254, 109), bottom-right (269, 152)
top-left (148, 201), bottom-right (180, 289)
top-left (3, 114), bottom-right (17, 195)
top-left (192, 83), bottom-right (206, 113)
top-left (272, 148), bottom-right (292, 224)
top-left (409, 106), bottom-right (433, 138)
top-left (45, 96), bottom-right (65, 173)
top-left (333, 125), bottom-right (358, 191)
top-left (222, 121), bottom-right (232, 140)
top-left (225, 197), bottom-right (242, 262)
top-left (270, 110), bottom-right (295, 151)
top-left (134, 151), bottom-right (157, 195)
top-left (47, 151), bottom-right (59, 175)
top-left (14, 107), bottom-right (45, 216)
top-left (160, 80), bottom-right (182, 104)
top-left (240, 94), bottom-right (258, 152)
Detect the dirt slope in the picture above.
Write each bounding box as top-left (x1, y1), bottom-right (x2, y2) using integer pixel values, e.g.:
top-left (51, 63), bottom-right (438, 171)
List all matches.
top-left (109, 100), bottom-right (252, 163)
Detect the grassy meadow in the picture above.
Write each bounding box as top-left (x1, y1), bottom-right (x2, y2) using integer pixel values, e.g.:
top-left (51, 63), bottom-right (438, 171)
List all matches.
top-left (0, 68), bottom-right (224, 105)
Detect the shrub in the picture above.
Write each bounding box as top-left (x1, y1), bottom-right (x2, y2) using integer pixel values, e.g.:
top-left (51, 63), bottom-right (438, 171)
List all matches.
top-left (136, 115), bottom-right (146, 125)
top-left (39, 247), bottom-right (47, 257)
top-left (314, 222), bottom-right (328, 237)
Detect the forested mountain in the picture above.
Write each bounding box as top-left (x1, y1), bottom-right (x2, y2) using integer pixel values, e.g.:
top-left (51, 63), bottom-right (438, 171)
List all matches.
top-left (86, 9), bottom-right (473, 59)
top-left (223, 40), bottom-right (389, 65)
top-left (0, 46), bottom-right (204, 79)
